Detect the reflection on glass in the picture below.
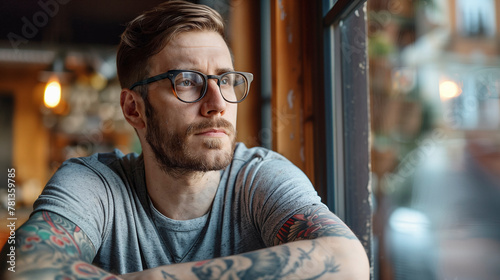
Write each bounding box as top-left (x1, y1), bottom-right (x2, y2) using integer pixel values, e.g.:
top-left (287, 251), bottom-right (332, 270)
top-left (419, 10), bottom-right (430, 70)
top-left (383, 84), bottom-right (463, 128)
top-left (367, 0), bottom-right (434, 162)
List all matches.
top-left (368, 0), bottom-right (500, 279)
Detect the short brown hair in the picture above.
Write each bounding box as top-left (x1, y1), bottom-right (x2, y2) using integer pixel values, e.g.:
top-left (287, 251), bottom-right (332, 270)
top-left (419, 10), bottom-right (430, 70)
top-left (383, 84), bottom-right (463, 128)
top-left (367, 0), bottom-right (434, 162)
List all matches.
top-left (116, 0), bottom-right (226, 91)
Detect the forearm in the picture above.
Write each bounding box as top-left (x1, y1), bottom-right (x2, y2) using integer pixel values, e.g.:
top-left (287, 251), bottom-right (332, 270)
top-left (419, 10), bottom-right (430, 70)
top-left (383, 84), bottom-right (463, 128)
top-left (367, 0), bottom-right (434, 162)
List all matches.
top-left (0, 211), bottom-right (121, 280)
top-left (0, 248), bottom-right (122, 280)
top-left (122, 236), bottom-right (369, 280)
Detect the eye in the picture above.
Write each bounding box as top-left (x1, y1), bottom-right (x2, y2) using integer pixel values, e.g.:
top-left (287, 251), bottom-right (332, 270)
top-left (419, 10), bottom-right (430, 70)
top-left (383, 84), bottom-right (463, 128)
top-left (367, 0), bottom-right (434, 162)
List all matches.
top-left (220, 75), bottom-right (233, 86)
top-left (175, 72), bottom-right (204, 89)
top-left (179, 80), bottom-right (195, 87)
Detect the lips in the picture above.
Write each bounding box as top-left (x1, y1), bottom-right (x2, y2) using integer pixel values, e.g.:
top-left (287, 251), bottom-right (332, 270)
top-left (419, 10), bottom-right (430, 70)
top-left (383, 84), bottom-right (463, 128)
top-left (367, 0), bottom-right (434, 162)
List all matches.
top-left (185, 119), bottom-right (235, 137)
top-left (195, 128), bottom-right (228, 137)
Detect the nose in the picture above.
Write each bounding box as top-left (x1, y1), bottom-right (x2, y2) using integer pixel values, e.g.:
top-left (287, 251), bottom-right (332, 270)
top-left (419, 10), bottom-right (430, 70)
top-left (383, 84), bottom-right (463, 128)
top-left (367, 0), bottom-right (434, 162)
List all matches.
top-left (200, 79), bottom-right (227, 117)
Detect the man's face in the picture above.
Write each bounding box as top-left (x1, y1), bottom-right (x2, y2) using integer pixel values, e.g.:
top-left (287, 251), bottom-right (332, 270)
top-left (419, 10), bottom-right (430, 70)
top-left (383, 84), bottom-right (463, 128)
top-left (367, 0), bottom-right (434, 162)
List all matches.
top-left (143, 31), bottom-right (238, 176)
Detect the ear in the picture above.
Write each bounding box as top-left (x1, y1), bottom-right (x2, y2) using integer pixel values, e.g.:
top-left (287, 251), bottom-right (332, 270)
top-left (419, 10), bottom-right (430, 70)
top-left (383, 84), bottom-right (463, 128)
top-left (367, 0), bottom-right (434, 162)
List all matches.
top-left (120, 88), bottom-right (146, 130)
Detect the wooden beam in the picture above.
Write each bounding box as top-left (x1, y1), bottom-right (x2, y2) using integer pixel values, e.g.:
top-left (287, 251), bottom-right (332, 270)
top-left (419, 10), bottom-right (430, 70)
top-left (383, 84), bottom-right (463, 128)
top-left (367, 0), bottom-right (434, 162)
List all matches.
top-left (271, 0), bottom-right (305, 170)
top-left (270, 0), bottom-right (318, 186)
top-left (230, 0), bottom-right (262, 147)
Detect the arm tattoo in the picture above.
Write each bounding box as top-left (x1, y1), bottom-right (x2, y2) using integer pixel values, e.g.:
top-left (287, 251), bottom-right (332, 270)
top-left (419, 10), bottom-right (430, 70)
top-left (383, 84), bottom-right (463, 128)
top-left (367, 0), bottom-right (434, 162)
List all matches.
top-left (182, 207), bottom-right (353, 279)
top-left (162, 270), bottom-right (180, 280)
top-left (18, 211), bottom-right (94, 260)
top-left (275, 206), bottom-right (358, 244)
top-left (189, 241), bottom-right (340, 280)
top-left (14, 211), bottom-right (116, 280)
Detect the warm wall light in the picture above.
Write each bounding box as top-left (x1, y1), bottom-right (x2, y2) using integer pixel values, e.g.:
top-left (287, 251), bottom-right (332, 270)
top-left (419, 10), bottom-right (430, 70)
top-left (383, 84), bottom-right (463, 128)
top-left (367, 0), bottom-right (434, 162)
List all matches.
top-left (44, 75), bottom-right (62, 108)
top-left (439, 80), bottom-right (462, 101)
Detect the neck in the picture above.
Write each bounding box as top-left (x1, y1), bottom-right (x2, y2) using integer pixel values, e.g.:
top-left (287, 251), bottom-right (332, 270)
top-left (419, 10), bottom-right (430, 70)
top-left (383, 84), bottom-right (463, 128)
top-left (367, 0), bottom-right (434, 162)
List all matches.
top-left (144, 153), bottom-right (221, 220)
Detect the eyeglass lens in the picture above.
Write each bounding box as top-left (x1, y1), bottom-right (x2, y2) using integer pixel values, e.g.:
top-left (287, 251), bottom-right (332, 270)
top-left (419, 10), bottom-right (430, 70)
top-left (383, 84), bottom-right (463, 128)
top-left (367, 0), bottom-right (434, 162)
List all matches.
top-left (173, 72), bottom-right (248, 102)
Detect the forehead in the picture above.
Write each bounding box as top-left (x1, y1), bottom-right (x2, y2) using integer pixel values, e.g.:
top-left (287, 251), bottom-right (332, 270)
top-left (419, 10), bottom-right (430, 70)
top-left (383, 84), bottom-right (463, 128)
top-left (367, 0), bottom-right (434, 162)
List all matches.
top-left (149, 31), bottom-right (232, 73)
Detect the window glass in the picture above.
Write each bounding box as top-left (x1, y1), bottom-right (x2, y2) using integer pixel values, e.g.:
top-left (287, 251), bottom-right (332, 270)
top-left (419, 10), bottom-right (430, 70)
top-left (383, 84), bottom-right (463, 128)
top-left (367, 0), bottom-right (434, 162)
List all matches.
top-left (368, 0), bottom-right (500, 279)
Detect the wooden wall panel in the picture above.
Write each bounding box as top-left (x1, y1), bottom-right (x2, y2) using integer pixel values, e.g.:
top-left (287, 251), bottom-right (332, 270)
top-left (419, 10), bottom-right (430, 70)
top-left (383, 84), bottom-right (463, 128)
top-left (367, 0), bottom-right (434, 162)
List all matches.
top-left (270, 0), bottom-right (316, 185)
top-left (0, 66), bottom-right (50, 205)
top-left (230, 0), bottom-right (262, 148)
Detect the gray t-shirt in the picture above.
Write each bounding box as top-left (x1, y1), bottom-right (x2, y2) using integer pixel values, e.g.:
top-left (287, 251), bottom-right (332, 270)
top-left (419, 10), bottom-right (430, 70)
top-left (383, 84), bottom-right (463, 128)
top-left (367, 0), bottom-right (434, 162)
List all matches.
top-left (33, 143), bottom-right (324, 274)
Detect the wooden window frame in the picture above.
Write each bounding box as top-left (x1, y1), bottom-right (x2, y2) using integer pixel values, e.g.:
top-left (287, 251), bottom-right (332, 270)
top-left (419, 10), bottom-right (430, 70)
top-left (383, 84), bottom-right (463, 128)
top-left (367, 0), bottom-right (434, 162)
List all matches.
top-left (268, 0), bottom-right (373, 273)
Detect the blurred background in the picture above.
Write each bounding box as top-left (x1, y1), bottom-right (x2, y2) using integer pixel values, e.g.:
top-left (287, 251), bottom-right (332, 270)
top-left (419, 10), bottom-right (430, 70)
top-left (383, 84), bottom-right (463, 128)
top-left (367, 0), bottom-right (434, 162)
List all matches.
top-left (0, 0), bottom-right (499, 279)
top-left (368, 0), bottom-right (500, 279)
top-left (0, 0), bottom-right (148, 206)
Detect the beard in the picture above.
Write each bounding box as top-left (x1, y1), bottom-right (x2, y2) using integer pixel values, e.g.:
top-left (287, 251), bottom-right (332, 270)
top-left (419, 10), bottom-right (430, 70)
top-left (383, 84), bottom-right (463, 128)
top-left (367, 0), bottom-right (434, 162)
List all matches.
top-left (145, 105), bottom-right (236, 177)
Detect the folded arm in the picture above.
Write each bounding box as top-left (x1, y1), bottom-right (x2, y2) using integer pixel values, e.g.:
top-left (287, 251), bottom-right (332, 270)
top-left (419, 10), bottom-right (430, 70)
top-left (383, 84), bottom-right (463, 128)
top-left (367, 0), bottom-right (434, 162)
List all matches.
top-left (123, 206), bottom-right (369, 280)
top-left (0, 211), bottom-right (121, 280)
top-left (1, 207), bottom-right (369, 280)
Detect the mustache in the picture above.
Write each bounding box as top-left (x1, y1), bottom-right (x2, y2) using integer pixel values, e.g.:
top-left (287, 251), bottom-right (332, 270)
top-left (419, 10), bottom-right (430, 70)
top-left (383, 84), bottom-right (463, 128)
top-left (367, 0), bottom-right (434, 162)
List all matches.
top-left (185, 118), bottom-right (235, 136)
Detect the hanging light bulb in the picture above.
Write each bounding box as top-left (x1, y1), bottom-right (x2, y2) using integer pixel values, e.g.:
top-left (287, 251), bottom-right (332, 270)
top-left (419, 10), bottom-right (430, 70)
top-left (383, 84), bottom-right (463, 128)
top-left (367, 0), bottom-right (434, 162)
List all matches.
top-left (44, 75), bottom-right (62, 108)
top-left (40, 52), bottom-right (71, 110)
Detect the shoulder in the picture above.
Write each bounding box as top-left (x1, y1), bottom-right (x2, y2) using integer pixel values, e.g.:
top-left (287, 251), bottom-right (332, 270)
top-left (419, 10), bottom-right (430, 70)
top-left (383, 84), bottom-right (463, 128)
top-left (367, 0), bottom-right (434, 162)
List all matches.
top-left (34, 150), bottom-right (144, 249)
top-left (231, 143), bottom-right (309, 183)
top-left (53, 149), bottom-right (141, 179)
top-left (227, 144), bottom-right (324, 247)
top-left (232, 143), bottom-right (296, 170)
top-left (42, 149), bottom-right (143, 201)
top-left (71, 148), bottom-right (141, 169)
top-left (229, 143), bottom-right (317, 204)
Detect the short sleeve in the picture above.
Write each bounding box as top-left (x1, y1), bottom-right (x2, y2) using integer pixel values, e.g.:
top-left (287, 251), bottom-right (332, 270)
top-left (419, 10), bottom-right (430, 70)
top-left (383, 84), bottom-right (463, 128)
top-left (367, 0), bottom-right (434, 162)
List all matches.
top-left (236, 153), bottom-right (325, 247)
top-left (32, 156), bottom-right (115, 250)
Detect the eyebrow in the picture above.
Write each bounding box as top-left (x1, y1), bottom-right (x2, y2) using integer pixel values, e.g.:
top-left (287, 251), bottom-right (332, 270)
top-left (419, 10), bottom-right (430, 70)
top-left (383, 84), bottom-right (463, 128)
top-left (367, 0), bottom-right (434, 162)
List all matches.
top-left (167, 67), bottom-right (235, 75)
top-left (215, 68), bottom-right (236, 74)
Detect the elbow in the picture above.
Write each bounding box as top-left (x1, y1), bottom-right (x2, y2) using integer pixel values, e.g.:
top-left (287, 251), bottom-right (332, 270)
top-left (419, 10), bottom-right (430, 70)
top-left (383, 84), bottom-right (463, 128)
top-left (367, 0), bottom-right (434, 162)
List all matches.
top-left (316, 236), bottom-right (370, 279)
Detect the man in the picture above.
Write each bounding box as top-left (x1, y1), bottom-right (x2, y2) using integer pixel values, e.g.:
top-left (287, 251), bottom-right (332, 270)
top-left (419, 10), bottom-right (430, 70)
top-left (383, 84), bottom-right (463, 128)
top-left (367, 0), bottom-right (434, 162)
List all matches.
top-left (1, 1), bottom-right (369, 279)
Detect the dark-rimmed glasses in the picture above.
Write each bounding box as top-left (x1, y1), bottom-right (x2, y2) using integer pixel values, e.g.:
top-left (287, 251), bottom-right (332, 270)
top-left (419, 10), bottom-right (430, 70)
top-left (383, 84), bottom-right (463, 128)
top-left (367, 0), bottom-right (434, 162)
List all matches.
top-left (129, 70), bottom-right (254, 103)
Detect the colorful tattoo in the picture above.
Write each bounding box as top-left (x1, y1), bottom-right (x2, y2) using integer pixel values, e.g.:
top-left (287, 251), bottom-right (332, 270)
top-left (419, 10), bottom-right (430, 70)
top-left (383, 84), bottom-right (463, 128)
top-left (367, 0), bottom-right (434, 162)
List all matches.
top-left (18, 211), bottom-right (93, 260)
top-left (275, 206), bottom-right (357, 244)
top-left (13, 211), bottom-right (114, 280)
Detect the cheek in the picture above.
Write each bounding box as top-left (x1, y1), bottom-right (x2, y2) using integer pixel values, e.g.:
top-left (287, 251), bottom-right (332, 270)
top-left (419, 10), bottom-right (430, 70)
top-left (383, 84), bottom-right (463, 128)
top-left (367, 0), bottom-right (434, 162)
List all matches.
top-left (150, 92), bottom-right (195, 121)
top-left (163, 106), bottom-right (199, 129)
top-left (227, 105), bottom-right (238, 124)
